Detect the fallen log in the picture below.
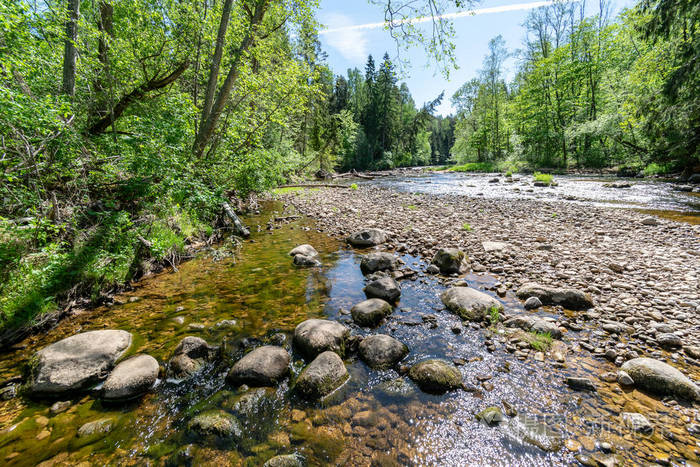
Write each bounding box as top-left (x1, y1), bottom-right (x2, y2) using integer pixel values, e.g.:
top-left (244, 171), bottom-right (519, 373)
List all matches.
top-left (222, 202), bottom-right (250, 238)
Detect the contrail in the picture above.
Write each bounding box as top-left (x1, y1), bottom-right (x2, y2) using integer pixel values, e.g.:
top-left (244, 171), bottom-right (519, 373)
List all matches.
top-left (319, 1), bottom-right (559, 34)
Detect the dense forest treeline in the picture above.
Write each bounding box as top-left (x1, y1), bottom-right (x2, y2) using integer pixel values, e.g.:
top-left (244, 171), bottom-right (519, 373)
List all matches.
top-left (450, 0), bottom-right (699, 173)
top-left (0, 0), bottom-right (697, 335)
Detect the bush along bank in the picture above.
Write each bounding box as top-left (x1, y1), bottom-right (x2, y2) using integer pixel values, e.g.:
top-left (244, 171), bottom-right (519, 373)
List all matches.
top-left (0, 195), bottom-right (251, 350)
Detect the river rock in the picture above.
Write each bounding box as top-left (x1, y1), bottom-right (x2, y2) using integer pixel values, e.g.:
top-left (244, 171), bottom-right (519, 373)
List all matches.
top-left (351, 298), bottom-right (393, 327)
top-left (621, 412), bottom-right (653, 434)
top-left (364, 277), bottom-right (401, 302)
top-left (293, 319), bottom-right (349, 359)
top-left (378, 377), bottom-right (416, 399)
top-left (347, 228), bottom-right (387, 247)
top-left (295, 351), bottom-right (349, 399)
top-left (188, 410), bottom-right (242, 440)
top-left (289, 244), bottom-right (318, 257)
top-left (503, 315), bottom-right (562, 339)
top-left (656, 333), bottom-right (682, 349)
top-left (516, 283), bottom-right (594, 310)
top-left (292, 254), bottom-right (321, 267)
top-left (26, 330), bottom-right (132, 396)
top-left (227, 345), bottom-right (290, 387)
top-left (482, 241), bottom-right (507, 253)
top-left (476, 406), bottom-right (505, 426)
top-left (431, 248), bottom-right (469, 274)
top-left (524, 297), bottom-right (542, 310)
top-left (641, 217), bottom-right (658, 226)
top-left (167, 336), bottom-right (218, 380)
top-left (358, 334), bottom-right (408, 369)
top-left (507, 415), bottom-right (563, 452)
top-left (565, 377), bottom-right (597, 392)
top-left (684, 346), bottom-right (700, 359)
top-left (77, 418), bottom-right (114, 437)
top-left (263, 454), bottom-right (304, 467)
top-left (102, 354), bottom-right (159, 401)
top-left (441, 287), bottom-right (503, 321)
top-left (621, 358), bottom-right (700, 401)
top-left (359, 252), bottom-right (397, 274)
top-left (408, 359), bottom-right (462, 394)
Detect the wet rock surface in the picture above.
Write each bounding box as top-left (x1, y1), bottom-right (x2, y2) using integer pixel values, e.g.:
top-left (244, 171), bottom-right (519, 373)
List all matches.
top-left (363, 277), bottom-right (401, 302)
top-left (358, 334), bottom-right (408, 369)
top-left (431, 248), bottom-right (469, 274)
top-left (359, 252), bottom-right (397, 274)
top-left (346, 228), bottom-right (387, 247)
top-left (102, 354), bottom-right (159, 401)
top-left (295, 351), bottom-right (349, 399)
top-left (408, 359), bottom-right (463, 394)
top-left (351, 298), bottom-right (393, 327)
top-left (227, 345), bottom-right (290, 387)
top-left (293, 319), bottom-right (349, 359)
top-left (167, 336), bottom-right (218, 380)
top-left (621, 357), bottom-right (700, 401)
top-left (27, 330), bottom-right (132, 396)
top-left (441, 287), bottom-right (503, 321)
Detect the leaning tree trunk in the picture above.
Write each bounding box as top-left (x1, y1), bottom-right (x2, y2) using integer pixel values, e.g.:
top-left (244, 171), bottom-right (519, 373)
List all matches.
top-left (61, 0), bottom-right (80, 97)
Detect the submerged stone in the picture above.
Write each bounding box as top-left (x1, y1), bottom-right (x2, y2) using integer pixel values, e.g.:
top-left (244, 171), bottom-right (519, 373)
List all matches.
top-left (263, 454), bottom-right (304, 467)
top-left (408, 359), bottom-right (462, 394)
top-left (476, 407), bottom-right (505, 426)
top-left (188, 410), bottom-right (242, 440)
top-left (167, 336), bottom-right (217, 380)
top-left (358, 334), bottom-right (408, 369)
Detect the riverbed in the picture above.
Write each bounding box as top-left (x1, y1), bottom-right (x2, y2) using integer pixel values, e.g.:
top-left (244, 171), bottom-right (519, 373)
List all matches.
top-left (0, 174), bottom-right (698, 466)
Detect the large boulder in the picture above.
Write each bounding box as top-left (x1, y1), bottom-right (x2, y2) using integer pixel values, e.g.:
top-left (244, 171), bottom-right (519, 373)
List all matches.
top-left (26, 330), bottom-right (132, 396)
top-left (441, 287), bottom-right (503, 321)
top-left (167, 336), bottom-right (218, 380)
top-left (516, 283), bottom-right (594, 310)
top-left (295, 351), bottom-right (349, 399)
top-left (351, 298), bottom-right (393, 327)
top-left (364, 277), bottom-right (401, 302)
top-left (359, 334), bottom-right (408, 369)
top-left (359, 252), bottom-right (397, 275)
top-left (346, 228), bottom-right (387, 247)
top-left (227, 345), bottom-right (290, 387)
top-left (102, 354), bottom-right (159, 401)
top-left (621, 358), bottom-right (700, 401)
top-left (431, 248), bottom-right (469, 274)
top-left (289, 244), bottom-right (318, 258)
top-left (408, 359), bottom-right (462, 394)
top-left (293, 319), bottom-right (349, 359)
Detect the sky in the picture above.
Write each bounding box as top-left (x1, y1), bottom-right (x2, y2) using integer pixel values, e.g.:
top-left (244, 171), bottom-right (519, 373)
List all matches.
top-left (317, 0), bottom-right (635, 115)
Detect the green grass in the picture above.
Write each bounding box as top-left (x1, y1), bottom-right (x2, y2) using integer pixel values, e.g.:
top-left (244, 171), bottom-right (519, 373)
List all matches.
top-left (528, 331), bottom-right (553, 352)
top-left (350, 183), bottom-right (358, 190)
top-left (406, 204), bottom-right (417, 210)
top-left (488, 306), bottom-right (501, 325)
top-left (533, 172), bottom-right (553, 185)
top-left (462, 223), bottom-right (473, 232)
top-left (505, 170), bottom-right (513, 177)
top-left (424, 165), bottom-right (451, 171)
top-left (450, 162), bottom-right (497, 173)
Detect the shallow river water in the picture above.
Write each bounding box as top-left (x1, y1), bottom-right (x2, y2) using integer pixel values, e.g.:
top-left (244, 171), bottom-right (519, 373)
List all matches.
top-left (0, 178), bottom-right (698, 466)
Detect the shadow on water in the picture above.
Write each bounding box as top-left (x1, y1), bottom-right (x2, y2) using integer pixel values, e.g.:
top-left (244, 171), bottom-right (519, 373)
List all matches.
top-left (0, 201), bottom-right (697, 465)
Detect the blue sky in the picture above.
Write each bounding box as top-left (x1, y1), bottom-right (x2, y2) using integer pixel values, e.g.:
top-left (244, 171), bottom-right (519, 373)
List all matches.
top-left (317, 0), bottom-right (635, 115)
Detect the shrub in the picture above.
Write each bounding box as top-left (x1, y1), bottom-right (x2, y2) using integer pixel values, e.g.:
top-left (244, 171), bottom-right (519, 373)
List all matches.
top-left (450, 162), bottom-right (496, 173)
top-left (533, 172), bottom-right (553, 185)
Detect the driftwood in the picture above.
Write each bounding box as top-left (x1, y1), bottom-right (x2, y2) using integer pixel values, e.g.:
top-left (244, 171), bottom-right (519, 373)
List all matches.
top-left (333, 169), bottom-right (374, 180)
top-left (222, 202), bottom-right (250, 237)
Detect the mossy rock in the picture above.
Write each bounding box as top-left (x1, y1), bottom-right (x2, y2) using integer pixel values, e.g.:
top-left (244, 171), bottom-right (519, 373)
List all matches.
top-left (408, 359), bottom-right (462, 394)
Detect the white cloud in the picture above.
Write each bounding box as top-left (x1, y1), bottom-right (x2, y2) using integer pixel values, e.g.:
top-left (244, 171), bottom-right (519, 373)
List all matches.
top-left (320, 1), bottom-right (562, 35)
top-left (322, 13), bottom-right (369, 63)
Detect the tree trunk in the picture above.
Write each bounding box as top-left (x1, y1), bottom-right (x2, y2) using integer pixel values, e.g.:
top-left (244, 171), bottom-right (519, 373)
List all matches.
top-left (193, 1), bottom-right (268, 159)
top-left (61, 0), bottom-right (80, 97)
top-left (199, 0), bottom-right (233, 126)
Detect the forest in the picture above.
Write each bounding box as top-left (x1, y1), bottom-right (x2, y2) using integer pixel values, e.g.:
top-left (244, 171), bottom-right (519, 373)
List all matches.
top-left (0, 0), bottom-right (698, 333)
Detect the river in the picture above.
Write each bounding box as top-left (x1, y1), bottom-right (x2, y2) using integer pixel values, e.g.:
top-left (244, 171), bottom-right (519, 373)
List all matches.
top-left (0, 174), bottom-right (698, 466)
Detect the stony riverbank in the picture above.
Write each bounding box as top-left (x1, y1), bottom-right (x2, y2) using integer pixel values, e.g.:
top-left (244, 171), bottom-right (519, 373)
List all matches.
top-left (281, 185), bottom-right (700, 363)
